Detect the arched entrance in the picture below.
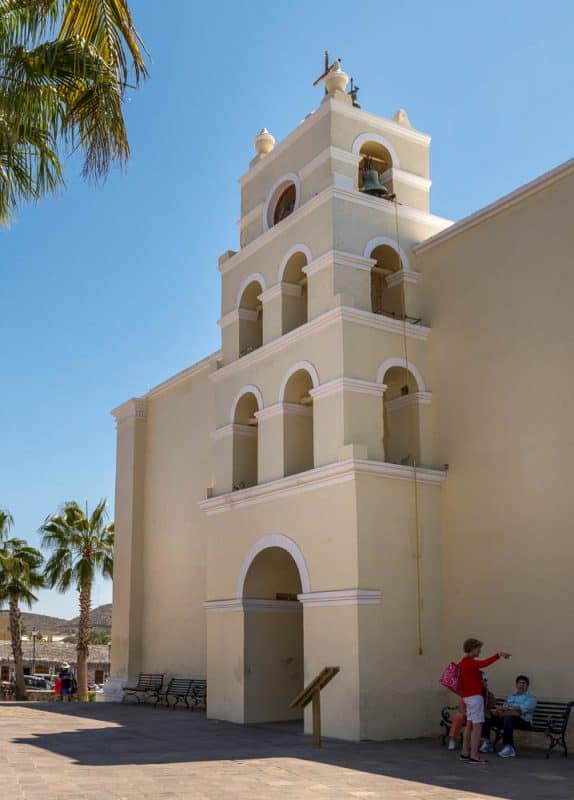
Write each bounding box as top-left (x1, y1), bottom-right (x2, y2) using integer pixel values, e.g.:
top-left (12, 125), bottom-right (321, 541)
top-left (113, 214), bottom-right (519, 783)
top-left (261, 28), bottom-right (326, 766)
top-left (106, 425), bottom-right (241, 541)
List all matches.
top-left (240, 537), bottom-right (307, 724)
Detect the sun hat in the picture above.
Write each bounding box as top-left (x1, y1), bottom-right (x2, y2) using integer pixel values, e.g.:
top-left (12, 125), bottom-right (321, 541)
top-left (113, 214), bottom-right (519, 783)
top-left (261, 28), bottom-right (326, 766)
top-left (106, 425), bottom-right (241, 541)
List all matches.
top-left (61, 662), bottom-right (70, 669)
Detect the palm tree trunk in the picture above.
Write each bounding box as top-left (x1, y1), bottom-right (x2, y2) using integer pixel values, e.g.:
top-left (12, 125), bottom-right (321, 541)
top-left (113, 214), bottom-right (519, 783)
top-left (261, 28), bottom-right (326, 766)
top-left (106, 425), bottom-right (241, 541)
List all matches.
top-left (9, 595), bottom-right (27, 701)
top-left (76, 580), bottom-right (91, 701)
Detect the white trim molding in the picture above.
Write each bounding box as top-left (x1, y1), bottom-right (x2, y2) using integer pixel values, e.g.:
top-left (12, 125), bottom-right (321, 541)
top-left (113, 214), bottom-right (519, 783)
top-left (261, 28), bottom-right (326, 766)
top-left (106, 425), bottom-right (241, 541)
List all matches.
top-left (377, 358), bottom-right (427, 392)
top-left (235, 273), bottom-right (267, 309)
top-left (385, 391), bottom-right (432, 412)
top-left (211, 307), bottom-right (430, 383)
top-left (219, 185), bottom-right (451, 276)
top-left (351, 132), bottom-right (401, 169)
top-left (298, 589), bottom-right (381, 607)
top-left (278, 360), bottom-right (320, 401)
top-left (299, 145), bottom-right (361, 180)
top-left (303, 249), bottom-right (376, 278)
top-left (111, 397), bottom-right (147, 424)
top-left (310, 378), bottom-right (387, 401)
top-left (236, 533), bottom-right (311, 596)
top-left (386, 269), bottom-right (421, 288)
top-left (263, 172), bottom-right (301, 232)
top-left (259, 282), bottom-right (302, 304)
top-left (386, 167), bottom-right (431, 192)
top-left (237, 202), bottom-right (264, 231)
top-left (229, 384), bottom-right (264, 423)
top-left (254, 401), bottom-right (311, 421)
top-left (211, 423), bottom-right (257, 441)
top-left (277, 244), bottom-right (313, 282)
top-left (198, 458), bottom-right (446, 515)
top-left (204, 598), bottom-right (302, 614)
top-left (363, 235), bottom-right (411, 272)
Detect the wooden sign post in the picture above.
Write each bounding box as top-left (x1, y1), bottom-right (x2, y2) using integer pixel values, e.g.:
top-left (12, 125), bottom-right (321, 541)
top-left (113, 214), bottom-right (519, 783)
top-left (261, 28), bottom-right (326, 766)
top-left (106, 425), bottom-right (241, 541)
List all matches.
top-left (289, 666), bottom-right (340, 747)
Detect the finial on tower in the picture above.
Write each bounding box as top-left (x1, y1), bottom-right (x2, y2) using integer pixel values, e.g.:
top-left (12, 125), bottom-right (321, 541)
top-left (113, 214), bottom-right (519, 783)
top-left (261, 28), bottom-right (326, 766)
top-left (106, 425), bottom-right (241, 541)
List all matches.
top-left (253, 128), bottom-right (275, 161)
top-left (313, 51), bottom-right (349, 97)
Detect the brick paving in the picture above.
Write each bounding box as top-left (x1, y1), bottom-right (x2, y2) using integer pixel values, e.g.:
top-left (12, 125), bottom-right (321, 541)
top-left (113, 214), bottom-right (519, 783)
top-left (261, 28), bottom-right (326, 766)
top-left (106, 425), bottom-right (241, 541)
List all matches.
top-left (0, 703), bottom-right (572, 799)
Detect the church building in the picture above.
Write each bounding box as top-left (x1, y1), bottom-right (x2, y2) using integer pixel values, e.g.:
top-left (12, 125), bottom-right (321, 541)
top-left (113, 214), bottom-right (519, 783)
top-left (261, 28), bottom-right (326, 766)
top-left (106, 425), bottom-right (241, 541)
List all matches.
top-left (104, 62), bottom-right (574, 741)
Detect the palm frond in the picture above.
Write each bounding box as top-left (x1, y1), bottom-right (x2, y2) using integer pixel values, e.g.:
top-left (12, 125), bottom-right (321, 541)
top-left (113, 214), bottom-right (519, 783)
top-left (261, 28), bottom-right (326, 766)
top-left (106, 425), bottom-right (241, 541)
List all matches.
top-left (0, 509), bottom-right (14, 540)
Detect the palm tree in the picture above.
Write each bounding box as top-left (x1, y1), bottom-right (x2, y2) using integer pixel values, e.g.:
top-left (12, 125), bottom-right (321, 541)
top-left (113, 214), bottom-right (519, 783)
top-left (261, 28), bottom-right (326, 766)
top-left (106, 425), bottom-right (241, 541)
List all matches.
top-left (0, 537), bottom-right (44, 701)
top-left (0, 0), bottom-right (149, 223)
top-left (41, 499), bottom-right (113, 701)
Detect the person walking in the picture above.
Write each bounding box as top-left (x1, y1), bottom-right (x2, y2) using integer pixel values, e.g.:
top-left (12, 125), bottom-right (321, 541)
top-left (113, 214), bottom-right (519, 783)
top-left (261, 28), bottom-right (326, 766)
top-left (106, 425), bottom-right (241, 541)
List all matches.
top-left (59, 662), bottom-right (75, 703)
top-left (459, 638), bottom-right (510, 764)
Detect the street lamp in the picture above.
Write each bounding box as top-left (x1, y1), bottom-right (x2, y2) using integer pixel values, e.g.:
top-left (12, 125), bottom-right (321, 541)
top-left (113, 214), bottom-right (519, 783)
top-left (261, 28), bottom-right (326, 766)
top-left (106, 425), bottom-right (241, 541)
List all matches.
top-left (31, 630), bottom-right (39, 675)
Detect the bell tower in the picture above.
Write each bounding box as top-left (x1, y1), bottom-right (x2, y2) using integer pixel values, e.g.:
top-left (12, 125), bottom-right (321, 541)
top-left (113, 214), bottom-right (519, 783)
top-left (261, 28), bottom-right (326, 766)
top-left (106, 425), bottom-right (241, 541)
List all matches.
top-left (203, 60), bottom-right (451, 741)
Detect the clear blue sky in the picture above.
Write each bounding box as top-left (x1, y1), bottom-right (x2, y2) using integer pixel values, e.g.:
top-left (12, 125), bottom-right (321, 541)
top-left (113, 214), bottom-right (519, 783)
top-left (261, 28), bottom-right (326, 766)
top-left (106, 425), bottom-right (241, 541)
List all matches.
top-left (2, 0), bottom-right (572, 618)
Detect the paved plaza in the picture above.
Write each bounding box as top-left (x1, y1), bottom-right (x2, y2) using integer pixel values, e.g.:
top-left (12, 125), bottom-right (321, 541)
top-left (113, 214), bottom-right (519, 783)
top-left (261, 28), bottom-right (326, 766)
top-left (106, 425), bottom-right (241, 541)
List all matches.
top-left (0, 703), bottom-right (572, 799)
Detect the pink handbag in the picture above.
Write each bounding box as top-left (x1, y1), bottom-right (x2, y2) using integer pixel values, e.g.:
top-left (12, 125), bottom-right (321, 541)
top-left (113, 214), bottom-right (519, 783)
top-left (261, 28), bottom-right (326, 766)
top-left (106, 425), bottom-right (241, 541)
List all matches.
top-left (439, 661), bottom-right (462, 695)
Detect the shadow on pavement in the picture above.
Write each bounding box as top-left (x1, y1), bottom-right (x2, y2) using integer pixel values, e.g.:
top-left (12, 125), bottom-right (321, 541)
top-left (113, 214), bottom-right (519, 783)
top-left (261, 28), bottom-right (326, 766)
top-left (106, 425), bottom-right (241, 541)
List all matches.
top-left (7, 702), bottom-right (574, 800)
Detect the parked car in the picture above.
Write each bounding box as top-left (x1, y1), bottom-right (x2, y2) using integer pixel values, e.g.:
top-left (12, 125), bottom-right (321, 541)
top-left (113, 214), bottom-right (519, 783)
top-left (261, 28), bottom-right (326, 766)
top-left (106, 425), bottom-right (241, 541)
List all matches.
top-left (24, 675), bottom-right (54, 690)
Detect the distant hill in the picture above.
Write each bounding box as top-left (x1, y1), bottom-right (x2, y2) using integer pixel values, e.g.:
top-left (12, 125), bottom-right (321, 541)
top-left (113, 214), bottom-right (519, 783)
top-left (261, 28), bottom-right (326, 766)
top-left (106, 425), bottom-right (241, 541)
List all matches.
top-left (15, 604), bottom-right (112, 637)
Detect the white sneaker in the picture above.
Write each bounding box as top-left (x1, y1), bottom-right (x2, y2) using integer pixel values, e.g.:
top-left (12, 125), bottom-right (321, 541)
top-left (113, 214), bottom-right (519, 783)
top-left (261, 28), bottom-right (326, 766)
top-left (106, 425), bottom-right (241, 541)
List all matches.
top-left (447, 738), bottom-right (457, 751)
top-left (480, 741), bottom-right (493, 753)
top-left (498, 745), bottom-right (516, 758)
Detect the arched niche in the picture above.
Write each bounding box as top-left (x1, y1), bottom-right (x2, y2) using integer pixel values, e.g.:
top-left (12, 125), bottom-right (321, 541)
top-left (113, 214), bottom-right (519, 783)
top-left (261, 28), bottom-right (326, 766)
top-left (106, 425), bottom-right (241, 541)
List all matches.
top-left (281, 368), bottom-right (315, 476)
top-left (368, 244), bottom-right (403, 318)
top-left (232, 390), bottom-right (260, 489)
top-left (380, 365), bottom-right (422, 466)
top-left (280, 250), bottom-right (309, 333)
top-left (238, 279), bottom-right (264, 356)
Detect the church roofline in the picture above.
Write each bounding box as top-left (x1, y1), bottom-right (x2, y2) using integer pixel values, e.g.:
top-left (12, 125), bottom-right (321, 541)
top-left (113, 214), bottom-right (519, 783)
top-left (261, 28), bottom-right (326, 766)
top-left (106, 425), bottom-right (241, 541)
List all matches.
top-left (414, 158), bottom-right (574, 255)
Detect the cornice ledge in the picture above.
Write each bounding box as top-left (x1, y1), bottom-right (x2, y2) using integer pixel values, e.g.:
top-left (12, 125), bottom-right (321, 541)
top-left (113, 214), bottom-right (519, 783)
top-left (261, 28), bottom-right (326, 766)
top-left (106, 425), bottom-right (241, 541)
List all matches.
top-left (111, 397), bottom-right (147, 424)
top-left (339, 306), bottom-right (430, 340)
top-left (211, 306), bottom-right (430, 382)
top-left (385, 391), bottom-right (432, 412)
top-left (297, 589), bottom-right (381, 607)
top-left (198, 458), bottom-right (446, 515)
top-left (386, 269), bottom-right (422, 288)
top-left (237, 202), bottom-right (264, 230)
top-left (332, 186), bottom-right (452, 229)
top-left (310, 378), bottom-right (387, 400)
top-left (204, 598), bottom-right (302, 613)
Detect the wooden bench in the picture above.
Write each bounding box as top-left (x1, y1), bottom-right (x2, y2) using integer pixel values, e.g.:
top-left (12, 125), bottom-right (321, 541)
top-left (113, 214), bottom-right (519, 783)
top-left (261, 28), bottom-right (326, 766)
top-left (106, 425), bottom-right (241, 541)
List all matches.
top-left (441, 698), bottom-right (574, 758)
top-left (122, 673), bottom-right (164, 705)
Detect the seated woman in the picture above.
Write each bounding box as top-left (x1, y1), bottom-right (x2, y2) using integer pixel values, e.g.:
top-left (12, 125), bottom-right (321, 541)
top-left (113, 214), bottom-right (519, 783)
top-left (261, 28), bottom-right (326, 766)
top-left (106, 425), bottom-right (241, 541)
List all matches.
top-left (480, 674), bottom-right (537, 757)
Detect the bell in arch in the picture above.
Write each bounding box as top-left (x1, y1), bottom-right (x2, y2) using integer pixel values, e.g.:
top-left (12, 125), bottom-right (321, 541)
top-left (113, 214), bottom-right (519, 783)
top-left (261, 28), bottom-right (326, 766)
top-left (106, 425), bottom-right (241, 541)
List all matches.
top-left (360, 158), bottom-right (390, 198)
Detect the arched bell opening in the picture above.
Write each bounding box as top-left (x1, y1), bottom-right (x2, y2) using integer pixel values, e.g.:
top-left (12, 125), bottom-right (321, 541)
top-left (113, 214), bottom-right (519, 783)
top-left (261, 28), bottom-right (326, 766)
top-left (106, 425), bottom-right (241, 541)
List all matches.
top-left (281, 252), bottom-right (308, 333)
top-left (359, 141), bottom-right (394, 199)
top-left (282, 369), bottom-right (314, 476)
top-left (238, 281), bottom-right (263, 356)
top-left (242, 545), bottom-right (304, 724)
top-left (381, 366), bottom-right (420, 466)
top-left (369, 244), bottom-right (403, 318)
top-left (233, 392), bottom-right (259, 489)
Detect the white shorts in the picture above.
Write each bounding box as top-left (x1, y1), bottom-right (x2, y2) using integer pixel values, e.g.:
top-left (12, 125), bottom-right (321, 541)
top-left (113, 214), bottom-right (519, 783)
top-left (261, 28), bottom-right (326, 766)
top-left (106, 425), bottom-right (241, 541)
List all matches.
top-left (463, 694), bottom-right (485, 723)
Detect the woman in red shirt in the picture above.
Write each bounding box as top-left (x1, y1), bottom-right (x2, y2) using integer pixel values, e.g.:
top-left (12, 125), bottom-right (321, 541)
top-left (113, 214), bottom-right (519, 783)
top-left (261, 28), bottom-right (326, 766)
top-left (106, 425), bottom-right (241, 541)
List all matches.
top-left (459, 638), bottom-right (510, 764)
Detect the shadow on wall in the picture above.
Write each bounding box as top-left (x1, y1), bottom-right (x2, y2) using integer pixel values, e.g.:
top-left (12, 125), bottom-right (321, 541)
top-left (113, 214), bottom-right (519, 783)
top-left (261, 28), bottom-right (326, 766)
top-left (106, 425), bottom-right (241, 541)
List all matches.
top-left (8, 704), bottom-right (573, 799)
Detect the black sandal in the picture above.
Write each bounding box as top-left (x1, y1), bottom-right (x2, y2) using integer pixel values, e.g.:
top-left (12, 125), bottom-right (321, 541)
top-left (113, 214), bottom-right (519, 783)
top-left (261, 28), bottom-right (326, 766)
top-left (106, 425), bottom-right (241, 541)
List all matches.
top-left (459, 754), bottom-right (470, 761)
top-left (468, 758), bottom-right (488, 765)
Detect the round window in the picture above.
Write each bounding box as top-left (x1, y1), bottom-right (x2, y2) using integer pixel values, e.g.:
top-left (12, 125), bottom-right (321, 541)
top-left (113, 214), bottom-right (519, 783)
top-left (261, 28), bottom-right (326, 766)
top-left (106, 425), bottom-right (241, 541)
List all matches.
top-left (273, 183), bottom-right (296, 226)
